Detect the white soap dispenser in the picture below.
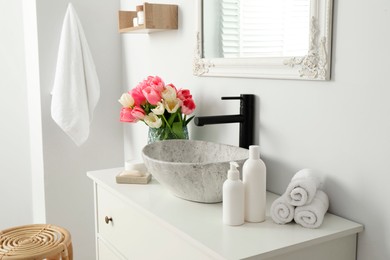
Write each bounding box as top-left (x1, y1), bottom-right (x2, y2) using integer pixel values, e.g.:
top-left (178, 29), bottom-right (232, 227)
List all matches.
top-left (223, 161), bottom-right (245, 226)
top-left (243, 145), bottom-right (266, 222)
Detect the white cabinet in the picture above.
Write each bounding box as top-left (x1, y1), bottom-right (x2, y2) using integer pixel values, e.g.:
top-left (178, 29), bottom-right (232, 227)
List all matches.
top-left (95, 185), bottom-right (214, 259)
top-left (97, 239), bottom-right (123, 260)
top-left (88, 168), bottom-right (363, 260)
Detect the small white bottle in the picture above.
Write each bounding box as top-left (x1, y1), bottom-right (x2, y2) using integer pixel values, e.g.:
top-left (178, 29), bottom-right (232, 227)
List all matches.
top-left (136, 5), bottom-right (145, 25)
top-left (243, 145), bottom-right (266, 222)
top-left (132, 17), bottom-right (138, 27)
top-left (223, 161), bottom-right (245, 226)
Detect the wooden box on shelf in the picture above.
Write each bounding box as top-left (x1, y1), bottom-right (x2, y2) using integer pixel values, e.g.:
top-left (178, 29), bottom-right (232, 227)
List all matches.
top-left (118, 3), bottom-right (178, 33)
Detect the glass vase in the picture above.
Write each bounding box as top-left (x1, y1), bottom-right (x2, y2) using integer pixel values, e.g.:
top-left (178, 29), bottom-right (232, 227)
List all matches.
top-left (147, 126), bottom-right (189, 144)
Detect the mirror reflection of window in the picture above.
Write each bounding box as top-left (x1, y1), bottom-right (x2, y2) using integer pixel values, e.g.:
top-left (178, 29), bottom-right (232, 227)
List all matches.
top-left (204, 0), bottom-right (310, 58)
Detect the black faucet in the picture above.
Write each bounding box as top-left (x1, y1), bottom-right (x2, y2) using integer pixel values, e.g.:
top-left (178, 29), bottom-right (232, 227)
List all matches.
top-left (194, 94), bottom-right (255, 149)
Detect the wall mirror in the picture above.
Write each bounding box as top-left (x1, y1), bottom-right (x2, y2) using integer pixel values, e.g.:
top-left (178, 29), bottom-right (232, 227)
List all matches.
top-left (193, 0), bottom-right (333, 80)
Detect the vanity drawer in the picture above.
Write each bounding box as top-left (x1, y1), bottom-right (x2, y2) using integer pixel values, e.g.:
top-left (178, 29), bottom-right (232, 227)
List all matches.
top-left (96, 186), bottom-right (143, 256)
top-left (96, 186), bottom-right (216, 259)
top-left (97, 238), bottom-right (125, 260)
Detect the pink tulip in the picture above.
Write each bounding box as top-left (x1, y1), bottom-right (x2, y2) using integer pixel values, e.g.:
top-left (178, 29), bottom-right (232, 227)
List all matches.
top-left (131, 106), bottom-right (146, 120)
top-left (142, 86), bottom-right (162, 105)
top-left (147, 76), bottom-right (165, 92)
top-left (181, 98), bottom-right (196, 115)
top-left (120, 107), bottom-right (138, 123)
top-left (120, 76), bottom-right (196, 126)
top-left (131, 86), bottom-right (146, 106)
top-left (177, 89), bottom-right (192, 101)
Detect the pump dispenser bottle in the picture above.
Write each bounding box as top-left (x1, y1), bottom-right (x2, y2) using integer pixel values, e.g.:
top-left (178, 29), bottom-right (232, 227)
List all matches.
top-left (243, 145), bottom-right (266, 222)
top-left (223, 162), bottom-right (245, 226)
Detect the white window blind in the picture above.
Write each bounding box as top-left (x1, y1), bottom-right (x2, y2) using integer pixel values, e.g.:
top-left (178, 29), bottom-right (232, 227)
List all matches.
top-left (221, 0), bottom-right (310, 58)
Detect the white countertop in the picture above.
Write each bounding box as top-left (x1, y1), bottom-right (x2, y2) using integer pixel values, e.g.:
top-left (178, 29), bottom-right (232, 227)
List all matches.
top-left (87, 167), bottom-right (363, 260)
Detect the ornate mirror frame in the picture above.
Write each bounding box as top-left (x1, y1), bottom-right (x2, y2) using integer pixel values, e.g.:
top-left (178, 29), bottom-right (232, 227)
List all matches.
top-left (193, 0), bottom-right (334, 80)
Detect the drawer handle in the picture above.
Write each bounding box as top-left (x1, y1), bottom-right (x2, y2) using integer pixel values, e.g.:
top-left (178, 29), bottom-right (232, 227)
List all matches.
top-left (105, 216), bottom-right (113, 224)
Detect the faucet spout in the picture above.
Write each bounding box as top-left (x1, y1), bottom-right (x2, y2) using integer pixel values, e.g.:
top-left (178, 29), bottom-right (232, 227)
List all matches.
top-left (194, 114), bottom-right (244, 126)
top-left (194, 94), bottom-right (255, 149)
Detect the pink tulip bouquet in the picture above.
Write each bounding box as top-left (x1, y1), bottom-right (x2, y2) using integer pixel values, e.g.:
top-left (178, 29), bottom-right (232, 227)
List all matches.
top-left (119, 76), bottom-right (196, 141)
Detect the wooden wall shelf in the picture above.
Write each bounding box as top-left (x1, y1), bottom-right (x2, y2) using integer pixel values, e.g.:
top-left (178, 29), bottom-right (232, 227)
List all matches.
top-left (118, 3), bottom-right (178, 34)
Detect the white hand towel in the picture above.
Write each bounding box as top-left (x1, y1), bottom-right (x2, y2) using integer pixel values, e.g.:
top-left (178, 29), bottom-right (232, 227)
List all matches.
top-left (270, 195), bottom-right (295, 224)
top-left (284, 169), bottom-right (322, 206)
top-left (294, 190), bottom-right (329, 229)
top-left (51, 3), bottom-right (100, 146)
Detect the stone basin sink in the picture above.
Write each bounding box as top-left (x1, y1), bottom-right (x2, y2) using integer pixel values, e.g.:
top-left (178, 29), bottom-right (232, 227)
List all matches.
top-left (142, 140), bottom-right (249, 203)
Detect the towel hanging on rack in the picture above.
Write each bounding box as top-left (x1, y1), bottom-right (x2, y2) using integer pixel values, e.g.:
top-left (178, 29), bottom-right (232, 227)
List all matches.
top-left (51, 3), bottom-right (100, 146)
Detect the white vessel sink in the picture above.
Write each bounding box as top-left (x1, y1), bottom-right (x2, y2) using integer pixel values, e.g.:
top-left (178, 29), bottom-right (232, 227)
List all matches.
top-left (142, 140), bottom-right (249, 203)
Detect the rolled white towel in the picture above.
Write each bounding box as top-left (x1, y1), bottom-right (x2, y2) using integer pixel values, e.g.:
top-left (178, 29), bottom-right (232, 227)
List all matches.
top-left (294, 190), bottom-right (329, 229)
top-left (271, 195), bottom-right (295, 224)
top-left (285, 169), bottom-right (321, 206)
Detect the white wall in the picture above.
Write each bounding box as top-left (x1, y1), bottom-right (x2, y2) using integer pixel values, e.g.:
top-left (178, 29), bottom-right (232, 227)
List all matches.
top-left (23, 0), bottom-right (46, 225)
top-left (3, 0), bottom-right (123, 258)
top-left (122, 0), bottom-right (390, 259)
top-left (2, 0), bottom-right (123, 257)
top-left (0, 0), bottom-right (33, 230)
top-left (31, 0), bottom-right (124, 259)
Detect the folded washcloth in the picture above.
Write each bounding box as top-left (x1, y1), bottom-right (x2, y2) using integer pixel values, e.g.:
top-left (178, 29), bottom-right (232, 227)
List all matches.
top-left (284, 169), bottom-right (322, 206)
top-left (270, 195), bottom-right (295, 224)
top-left (294, 190), bottom-right (329, 228)
top-left (51, 3), bottom-right (100, 146)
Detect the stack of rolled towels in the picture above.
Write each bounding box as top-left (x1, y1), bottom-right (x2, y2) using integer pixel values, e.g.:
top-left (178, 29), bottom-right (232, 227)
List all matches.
top-left (270, 169), bottom-right (329, 228)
